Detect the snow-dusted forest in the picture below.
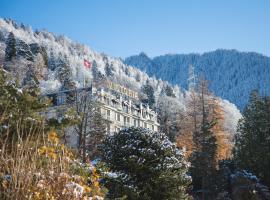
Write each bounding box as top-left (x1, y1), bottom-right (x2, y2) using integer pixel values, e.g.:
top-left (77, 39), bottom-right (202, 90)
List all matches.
top-left (0, 18), bottom-right (241, 136)
top-left (125, 50), bottom-right (270, 110)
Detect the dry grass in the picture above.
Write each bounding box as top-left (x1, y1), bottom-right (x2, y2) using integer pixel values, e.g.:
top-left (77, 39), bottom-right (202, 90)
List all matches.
top-left (0, 124), bottom-right (104, 200)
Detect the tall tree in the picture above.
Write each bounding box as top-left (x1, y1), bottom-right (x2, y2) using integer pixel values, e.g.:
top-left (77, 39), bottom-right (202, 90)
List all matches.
top-left (92, 60), bottom-right (105, 85)
top-left (157, 95), bottom-right (183, 142)
top-left (141, 79), bottom-right (155, 108)
top-left (233, 90), bottom-right (270, 186)
top-left (105, 62), bottom-right (114, 77)
top-left (16, 39), bottom-right (34, 61)
top-left (0, 67), bottom-right (48, 145)
top-left (4, 32), bottom-right (16, 62)
top-left (189, 78), bottom-right (218, 199)
top-left (162, 85), bottom-right (176, 97)
top-left (0, 31), bottom-right (5, 42)
top-left (73, 89), bottom-right (106, 161)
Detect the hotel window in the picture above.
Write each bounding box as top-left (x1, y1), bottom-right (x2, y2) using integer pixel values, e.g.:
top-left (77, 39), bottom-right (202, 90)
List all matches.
top-left (107, 110), bottom-right (110, 120)
top-left (144, 123), bottom-right (147, 128)
top-left (117, 113), bottom-right (120, 121)
top-left (152, 125), bottom-right (154, 131)
top-left (133, 119), bottom-right (137, 127)
top-left (123, 105), bottom-right (128, 113)
top-left (124, 116), bottom-right (127, 125)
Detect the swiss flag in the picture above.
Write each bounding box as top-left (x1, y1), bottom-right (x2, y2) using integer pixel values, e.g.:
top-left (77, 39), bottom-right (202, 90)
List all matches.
top-left (84, 59), bottom-right (92, 69)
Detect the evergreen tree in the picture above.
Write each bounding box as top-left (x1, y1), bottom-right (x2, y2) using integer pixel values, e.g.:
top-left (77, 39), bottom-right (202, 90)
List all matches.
top-left (233, 90), bottom-right (270, 186)
top-left (4, 32), bottom-right (16, 62)
top-left (105, 62), bottom-right (114, 77)
top-left (189, 78), bottom-right (218, 199)
top-left (16, 39), bottom-right (34, 61)
top-left (0, 67), bottom-right (48, 143)
top-left (30, 43), bottom-right (48, 67)
top-left (22, 66), bottom-right (39, 89)
top-left (92, 60), bottom-right (105, 84)
top-left (124, 67), bottom-right (130, 76)
top-left (87, 108), bottom-right (107, 159)
top-left (157, 95), bottom-right (182, 142)
top-left (141, 80), bottom-right (155, 108)
top-left (56, 55), bottom-right (72, 84)
top-left (0, 31), bottom-right (5, 42)
top-left (48, 50), bottom-right (58, 71)
top-left (100, 127), bottom-right (191, 200)
top-left (163, 85), bottom-right (176, 97)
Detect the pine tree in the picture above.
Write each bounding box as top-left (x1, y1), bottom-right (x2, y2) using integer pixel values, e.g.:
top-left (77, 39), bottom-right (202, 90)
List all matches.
top-left (48, 50), bottom-right (58, 71)
top-left (56, 55), bottom-right (72, 84)
top-left (157, 95), bottom-right (182, 142)
top-left (124, 67), bottom-right (130, 76)
top-left (0, 67), bottom-right (48, 144)
top-left (141, 80), bottom-right (155, 108)
top-left (100, 127), bottom-right (191, 200)
top-left (163, 85), bottom-right (176, 97)
top-left (16, 39), bottom-right (34, 61)
top-left (233, 90), bottom-right (270, 186)
top-left (0, 31), bottom-right (5, 42)
top-left (5, 32), bottom-right (16, 62)
top-left (22, 66), bottom-right (39, 89)
top-left (105, 62), bottom-right (114, 77)
top-left (30, 43), bottom-right (48, 67)
top-left (92, 60), bottom-right (105, 84)
top-left (189, 78), bottom-right (218, 198)
top-left (87, 109), bottom-right (107, 159)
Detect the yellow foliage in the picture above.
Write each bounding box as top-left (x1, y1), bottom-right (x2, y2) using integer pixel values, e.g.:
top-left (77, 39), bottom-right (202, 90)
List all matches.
top-left (48, 129), bottom-right (60, 144)
top-left (0, 130), bottom-right (105, 200)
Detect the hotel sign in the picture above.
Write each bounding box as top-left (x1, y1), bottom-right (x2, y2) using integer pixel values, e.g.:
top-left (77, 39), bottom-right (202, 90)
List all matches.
top-left (107, 81), bottom-right (139, 100)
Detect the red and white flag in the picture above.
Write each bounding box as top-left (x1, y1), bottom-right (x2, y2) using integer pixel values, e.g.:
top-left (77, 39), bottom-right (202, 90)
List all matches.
top-left (84, 59), bottom-right (92, 69)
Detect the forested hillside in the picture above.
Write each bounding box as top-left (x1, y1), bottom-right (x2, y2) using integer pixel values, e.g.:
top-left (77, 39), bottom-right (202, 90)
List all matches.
top-left (125, 50), bottom-right (270, 110)
top-left (0, 18), bottom-right (241, 135)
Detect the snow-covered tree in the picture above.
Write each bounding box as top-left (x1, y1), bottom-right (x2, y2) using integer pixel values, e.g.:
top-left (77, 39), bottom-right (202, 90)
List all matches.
top-left (162, 85), bottom-right (176, 97)
top-left (157, 95), bottom-right (184, 142)
top-left (100, 127), bottom-right (191, 200)
top-left (141, 79), bottom-right (155, 108)
top-left (30, 43), bottom-right (48, 67)
top-left (104, 62), bottom-right (114, 77)
top-left (0, 31), bottom-right (5, 42)
top-left (4, 32), bottom-right (16, 62)
top-left (16, 39), bottom-right (34, 61)
top-left (22, 66), bottom-right (39, 90)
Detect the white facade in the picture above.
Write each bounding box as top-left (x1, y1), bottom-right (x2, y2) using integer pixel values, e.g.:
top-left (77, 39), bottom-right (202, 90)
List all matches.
top-left (94, 87), bottom-right (159, 133)
top-left (45, 83), bottom-right (159, 134)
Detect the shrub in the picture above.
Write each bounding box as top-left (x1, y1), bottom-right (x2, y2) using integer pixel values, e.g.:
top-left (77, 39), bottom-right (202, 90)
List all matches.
top-left (100, 127), bottom-right (191, 200)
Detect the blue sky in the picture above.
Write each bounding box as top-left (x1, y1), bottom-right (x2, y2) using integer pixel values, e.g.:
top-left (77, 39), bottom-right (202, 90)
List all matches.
top-left (1, 0), bottom-right (270, 58)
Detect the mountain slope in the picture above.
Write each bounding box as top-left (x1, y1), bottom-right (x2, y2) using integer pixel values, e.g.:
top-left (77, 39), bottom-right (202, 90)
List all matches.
top-left (125, 50), bottom-right (270, 110)
top-left (0, 18), bottom-right (241, 136)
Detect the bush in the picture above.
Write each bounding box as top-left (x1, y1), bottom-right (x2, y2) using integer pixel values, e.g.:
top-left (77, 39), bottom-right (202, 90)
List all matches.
top-left (100, 127), bottom-right (191, 200)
